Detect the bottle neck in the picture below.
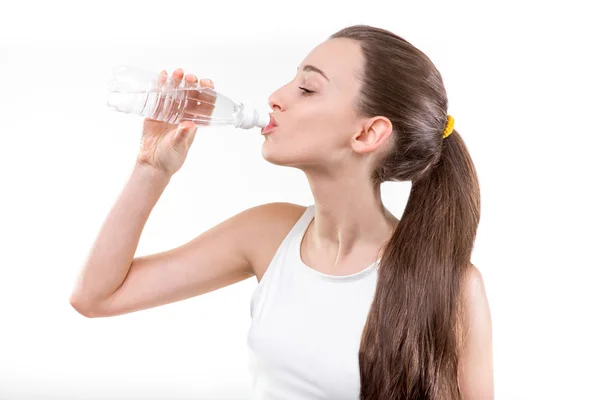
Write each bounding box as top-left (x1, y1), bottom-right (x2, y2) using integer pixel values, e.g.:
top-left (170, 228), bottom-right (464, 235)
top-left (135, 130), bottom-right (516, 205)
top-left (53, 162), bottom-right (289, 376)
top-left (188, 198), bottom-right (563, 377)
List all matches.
top-left (235, 105), bottom-right (269, 129)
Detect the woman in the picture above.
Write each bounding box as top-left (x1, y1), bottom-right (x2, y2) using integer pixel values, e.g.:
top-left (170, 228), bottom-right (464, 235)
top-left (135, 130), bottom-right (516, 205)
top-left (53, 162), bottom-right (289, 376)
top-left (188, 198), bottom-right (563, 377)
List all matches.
top-left (70, 25), bottom-right (493, 399)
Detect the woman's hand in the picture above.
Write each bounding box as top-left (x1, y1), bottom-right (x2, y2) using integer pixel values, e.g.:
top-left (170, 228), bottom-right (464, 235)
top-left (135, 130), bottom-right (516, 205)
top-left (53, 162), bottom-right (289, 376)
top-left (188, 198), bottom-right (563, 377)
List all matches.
top-left (136, 68), bottom-right (215, 177)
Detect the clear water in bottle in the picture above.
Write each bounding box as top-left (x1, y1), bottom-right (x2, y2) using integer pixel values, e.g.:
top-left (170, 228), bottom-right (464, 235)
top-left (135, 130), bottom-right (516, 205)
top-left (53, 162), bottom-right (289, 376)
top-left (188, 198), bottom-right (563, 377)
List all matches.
top-left (106, 65), bottom-right (269, 129)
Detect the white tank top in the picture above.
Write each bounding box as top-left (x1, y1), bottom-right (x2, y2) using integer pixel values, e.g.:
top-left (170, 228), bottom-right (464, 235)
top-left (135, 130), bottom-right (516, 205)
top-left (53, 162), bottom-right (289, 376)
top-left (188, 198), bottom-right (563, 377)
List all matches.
top-left (247, 205), bottom-right (380, 399)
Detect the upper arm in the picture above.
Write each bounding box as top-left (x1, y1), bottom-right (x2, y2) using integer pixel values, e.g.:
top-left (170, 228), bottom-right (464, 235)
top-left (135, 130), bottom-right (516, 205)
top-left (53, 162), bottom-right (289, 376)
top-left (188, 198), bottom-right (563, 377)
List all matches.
top-left (81, 202), bottom-right (303, 318)
top-left (458, 265), bottom-right (494, 399)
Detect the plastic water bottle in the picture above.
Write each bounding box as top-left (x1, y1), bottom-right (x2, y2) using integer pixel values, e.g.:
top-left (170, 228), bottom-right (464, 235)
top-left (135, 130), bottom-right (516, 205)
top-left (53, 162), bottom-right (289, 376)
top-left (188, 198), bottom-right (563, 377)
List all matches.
top-left (106, 65), bottom-right (270, 129)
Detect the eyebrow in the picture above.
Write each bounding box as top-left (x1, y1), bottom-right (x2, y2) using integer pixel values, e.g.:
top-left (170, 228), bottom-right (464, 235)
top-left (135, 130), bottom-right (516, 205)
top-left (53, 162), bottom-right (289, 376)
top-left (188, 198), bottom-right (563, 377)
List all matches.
top-left (297, 64), bottom-right (330, 81)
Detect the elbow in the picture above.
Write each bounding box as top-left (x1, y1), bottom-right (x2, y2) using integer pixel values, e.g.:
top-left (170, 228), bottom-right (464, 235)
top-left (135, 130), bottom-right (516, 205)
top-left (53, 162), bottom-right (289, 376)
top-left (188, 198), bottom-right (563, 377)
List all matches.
top-left (69, 296), bottom-right (99, 318)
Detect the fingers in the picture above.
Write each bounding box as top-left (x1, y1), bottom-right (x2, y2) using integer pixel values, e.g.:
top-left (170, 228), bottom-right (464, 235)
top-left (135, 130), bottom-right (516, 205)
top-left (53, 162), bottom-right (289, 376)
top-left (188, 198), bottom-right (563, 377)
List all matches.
top-left (184, 74), bottom-right (214, 89)
top-left (184, 73), bottom-right (198, 88)
top-left (161, 67), bottom-right (213, 89)
top-left (160, 68), bottom-right (215, 134)
top-left (156, 68), bottom-right (184, 90)
top-left (158, 70), bottom-right (168, 88)
top-left (199, 78), bottom-right (214, 89)
top-left (155, 70), bottom-right (170, 117)
top-left (171, 68), bottom-right (184, 88)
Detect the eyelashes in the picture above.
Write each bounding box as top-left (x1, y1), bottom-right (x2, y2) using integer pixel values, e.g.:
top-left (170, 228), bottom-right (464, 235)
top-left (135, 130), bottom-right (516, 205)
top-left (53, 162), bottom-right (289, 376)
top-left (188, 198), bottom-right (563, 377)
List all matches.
top-left (299, 87), bottom-right (315, 95)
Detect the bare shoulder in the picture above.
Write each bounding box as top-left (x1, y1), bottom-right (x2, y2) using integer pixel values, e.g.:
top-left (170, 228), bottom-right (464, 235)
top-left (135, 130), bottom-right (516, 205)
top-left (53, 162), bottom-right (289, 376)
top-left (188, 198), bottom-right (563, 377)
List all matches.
top-left (243, 202), bottom-right (307, 281)
top-left (458, 263), bottom-right (494, 398)
top-left (463, 264), bottom-right (490, 309)
top-left (460, 264), bottom-right (491, 330)
top-left (464, 264), bottom-right (487, 297)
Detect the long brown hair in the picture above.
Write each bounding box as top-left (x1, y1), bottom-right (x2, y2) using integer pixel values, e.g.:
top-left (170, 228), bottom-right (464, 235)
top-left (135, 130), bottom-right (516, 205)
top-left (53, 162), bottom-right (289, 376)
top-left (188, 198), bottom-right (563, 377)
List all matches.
top-left (330, 26), bottom-right (481, 399)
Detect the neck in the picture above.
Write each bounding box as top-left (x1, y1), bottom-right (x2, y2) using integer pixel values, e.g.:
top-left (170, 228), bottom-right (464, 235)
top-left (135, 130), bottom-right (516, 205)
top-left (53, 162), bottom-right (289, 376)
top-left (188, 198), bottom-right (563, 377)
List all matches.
top-left (303, 169), bottom-right (399, 270)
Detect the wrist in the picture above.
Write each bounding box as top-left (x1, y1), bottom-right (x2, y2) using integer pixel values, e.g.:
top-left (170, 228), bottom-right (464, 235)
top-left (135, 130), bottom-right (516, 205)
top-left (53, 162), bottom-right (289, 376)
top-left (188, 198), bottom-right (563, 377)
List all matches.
top-left (132, 161), bottom-right (172, 185)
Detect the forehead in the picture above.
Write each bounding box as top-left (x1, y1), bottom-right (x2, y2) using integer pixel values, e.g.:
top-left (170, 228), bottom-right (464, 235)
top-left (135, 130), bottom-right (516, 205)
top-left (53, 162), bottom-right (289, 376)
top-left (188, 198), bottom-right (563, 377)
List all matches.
top-left (300, 38), bottom-right (363, 88)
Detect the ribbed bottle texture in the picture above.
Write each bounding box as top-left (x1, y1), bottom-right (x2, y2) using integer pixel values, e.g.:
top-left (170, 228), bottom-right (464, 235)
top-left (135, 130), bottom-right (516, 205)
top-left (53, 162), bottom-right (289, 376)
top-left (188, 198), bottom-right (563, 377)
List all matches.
top-left (106, 65), bottom-right (269, 129)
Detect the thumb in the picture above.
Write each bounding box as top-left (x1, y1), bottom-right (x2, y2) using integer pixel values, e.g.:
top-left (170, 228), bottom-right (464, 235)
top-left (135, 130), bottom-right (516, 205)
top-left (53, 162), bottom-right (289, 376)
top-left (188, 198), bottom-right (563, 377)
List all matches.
top-left (171, 123), bottom-right (195, 152)
top-left (187, 125), bottom-right (198, 147)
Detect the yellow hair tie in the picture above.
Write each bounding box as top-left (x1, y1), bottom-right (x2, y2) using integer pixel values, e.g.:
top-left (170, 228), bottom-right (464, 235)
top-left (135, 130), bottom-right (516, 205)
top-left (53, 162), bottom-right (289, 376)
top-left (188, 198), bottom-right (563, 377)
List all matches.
top-left (442, 115), bottom-right (454, 139)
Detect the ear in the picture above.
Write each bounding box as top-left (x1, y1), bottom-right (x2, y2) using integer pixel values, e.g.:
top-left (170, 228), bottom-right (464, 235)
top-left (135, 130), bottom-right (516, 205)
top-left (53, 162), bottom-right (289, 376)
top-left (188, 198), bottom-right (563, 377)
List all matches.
top-left (351, 116), bottom-right (393, 154)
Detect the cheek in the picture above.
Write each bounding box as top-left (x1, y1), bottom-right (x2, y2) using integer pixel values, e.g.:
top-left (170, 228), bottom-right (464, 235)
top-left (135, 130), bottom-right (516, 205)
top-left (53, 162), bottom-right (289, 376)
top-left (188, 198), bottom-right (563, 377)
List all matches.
top-left (293, 100), bottom-right (352, 138)
top-left (308, 105), bottom-right (357, 148)
top-left (263, 98), bottom-right (357, 162)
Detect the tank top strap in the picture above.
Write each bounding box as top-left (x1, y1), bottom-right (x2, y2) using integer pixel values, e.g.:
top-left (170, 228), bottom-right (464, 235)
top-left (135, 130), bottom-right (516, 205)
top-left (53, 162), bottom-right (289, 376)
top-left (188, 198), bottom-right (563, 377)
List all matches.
top-left (288, 204), bottom-right (314, 246)
top-left (250, 204), bottom-right (314, 317)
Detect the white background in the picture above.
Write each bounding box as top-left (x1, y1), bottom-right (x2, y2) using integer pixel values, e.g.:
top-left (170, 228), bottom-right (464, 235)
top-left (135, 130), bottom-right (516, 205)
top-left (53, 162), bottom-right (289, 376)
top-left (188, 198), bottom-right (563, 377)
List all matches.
top-left (1, 0), bottom-right (598, 399)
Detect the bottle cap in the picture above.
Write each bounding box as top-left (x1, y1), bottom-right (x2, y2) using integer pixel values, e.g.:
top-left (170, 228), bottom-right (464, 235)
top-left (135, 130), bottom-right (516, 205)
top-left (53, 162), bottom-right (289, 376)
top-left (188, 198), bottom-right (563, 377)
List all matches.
top-left (237, 105), bottom-right (270, 129)
top-left (257, 111), bottom-right (270, 128)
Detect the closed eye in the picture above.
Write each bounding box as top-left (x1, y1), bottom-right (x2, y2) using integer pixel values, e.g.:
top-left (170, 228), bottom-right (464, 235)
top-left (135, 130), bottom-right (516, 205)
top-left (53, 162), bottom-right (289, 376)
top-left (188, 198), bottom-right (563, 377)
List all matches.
top-left (299, 87), bottom-right (315, 95)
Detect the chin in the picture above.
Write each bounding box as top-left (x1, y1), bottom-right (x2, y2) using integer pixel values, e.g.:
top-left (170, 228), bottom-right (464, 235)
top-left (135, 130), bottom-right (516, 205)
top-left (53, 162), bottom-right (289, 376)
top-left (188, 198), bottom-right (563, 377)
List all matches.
top-left (261, 146), bottom-right (290, 167)
top-left (261, 138), bottom-right (323, 168)
top-left (261, 143), bottom-right (304, 168)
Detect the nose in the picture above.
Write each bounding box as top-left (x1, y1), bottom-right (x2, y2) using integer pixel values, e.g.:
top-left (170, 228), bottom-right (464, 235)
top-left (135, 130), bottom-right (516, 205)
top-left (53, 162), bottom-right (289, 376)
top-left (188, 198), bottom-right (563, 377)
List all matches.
top-left (268, 90), bottom-right (284, 112)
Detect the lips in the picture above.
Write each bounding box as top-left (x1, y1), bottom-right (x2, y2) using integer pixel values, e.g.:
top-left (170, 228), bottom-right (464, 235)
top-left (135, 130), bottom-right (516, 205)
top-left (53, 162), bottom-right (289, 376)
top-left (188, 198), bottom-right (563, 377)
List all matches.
top-left (261, 114), bottom-right (278, 135)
